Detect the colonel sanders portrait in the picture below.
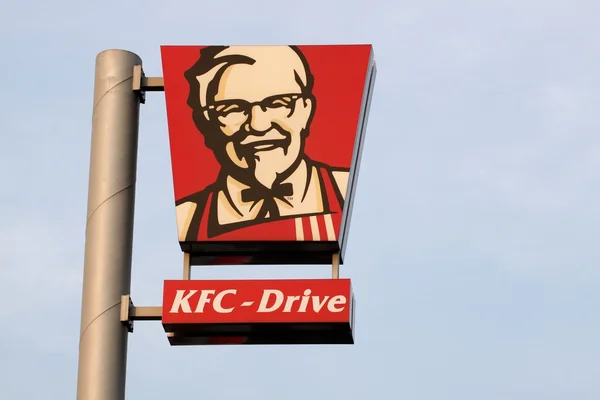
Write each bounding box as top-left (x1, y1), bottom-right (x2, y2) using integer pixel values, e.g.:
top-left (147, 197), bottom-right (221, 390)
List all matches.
top-left (175, 45), bottom-right (349, 241)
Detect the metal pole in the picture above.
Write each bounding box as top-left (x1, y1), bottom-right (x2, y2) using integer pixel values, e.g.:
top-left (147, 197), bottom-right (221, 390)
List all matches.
top-left (77, 49), bottom-right (142, 400)
top-left (183, 252), bottom-right (191, 280)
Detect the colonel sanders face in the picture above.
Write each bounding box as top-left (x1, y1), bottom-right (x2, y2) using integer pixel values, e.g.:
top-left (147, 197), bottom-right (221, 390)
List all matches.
top-left (187, 46), bottom-right (316, 189)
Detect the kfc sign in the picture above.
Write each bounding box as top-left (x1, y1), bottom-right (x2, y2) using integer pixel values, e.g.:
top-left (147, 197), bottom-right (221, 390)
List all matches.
top-left (161, 45), bottom-right (376, 266)
top-left (162, 279), bottom-right (355, 345)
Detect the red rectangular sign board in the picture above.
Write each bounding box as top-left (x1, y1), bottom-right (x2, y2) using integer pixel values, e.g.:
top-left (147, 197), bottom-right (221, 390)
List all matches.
top-left (161, 45), bottom-right (376, 266)
top-left (162, 279), bottom-right (355, 345)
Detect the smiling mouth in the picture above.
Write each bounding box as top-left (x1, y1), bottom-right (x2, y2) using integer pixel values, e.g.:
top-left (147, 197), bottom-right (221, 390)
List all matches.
top-left (243, 140), bottom-right (285, 152)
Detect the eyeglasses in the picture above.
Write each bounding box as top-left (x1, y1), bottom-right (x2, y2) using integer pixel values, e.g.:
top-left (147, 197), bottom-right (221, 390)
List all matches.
top-left (203, 93), bottom-right (303, 126)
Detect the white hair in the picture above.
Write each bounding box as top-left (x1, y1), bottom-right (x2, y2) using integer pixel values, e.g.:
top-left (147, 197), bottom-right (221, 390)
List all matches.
top-left (194, 46), bottom-right (310, 108)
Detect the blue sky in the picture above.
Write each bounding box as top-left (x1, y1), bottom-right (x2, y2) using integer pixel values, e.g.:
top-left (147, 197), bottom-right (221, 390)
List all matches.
top-left (1, 0), bottom-right (600, 398)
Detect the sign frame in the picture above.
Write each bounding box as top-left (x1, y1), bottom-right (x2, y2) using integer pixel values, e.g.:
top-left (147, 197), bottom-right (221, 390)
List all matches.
top-left (161, 45), bottom-right (377, 266)
top-left (162, 278), bottom-right (356, 345)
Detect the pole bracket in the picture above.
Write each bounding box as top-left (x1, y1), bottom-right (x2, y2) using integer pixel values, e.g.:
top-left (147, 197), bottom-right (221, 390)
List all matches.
top-left (132, 65), bottom-right (165, 104)
top-left (120, 294), bottom-right (162, 333)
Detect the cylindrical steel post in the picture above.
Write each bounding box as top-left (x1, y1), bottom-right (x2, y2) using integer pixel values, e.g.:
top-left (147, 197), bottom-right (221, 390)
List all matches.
top-left (77, 49), bottom-right (142, 400)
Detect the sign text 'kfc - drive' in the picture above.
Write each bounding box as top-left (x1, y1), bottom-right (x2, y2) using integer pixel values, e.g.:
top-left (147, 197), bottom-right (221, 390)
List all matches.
top-left (162, 279), bottom-right (355, 345)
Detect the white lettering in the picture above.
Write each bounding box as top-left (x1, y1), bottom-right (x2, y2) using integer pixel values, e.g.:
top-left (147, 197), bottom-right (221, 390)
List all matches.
top-left (194, 290), bottom-right (215, 313)
top-left (327, 295), bottom-right (347, 312)
top-left (169, 290), bottom-right (198, 313)
top-left (213, 289), bottom-right (236, 313)
top-left (257, 290), bottom-right (284, 312)
top-left (170, 286), bottom-right (348, 315)
top-left (283, 296), bottom-right (300, 312)
top-left (298, 289), bottom-right (311, 312)
top-left (311, 295), bottom-right (330, 312)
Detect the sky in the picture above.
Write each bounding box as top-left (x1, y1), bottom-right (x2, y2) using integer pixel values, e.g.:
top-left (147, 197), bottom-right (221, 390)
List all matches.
top-left (1, 0), bottom-right (600, 398)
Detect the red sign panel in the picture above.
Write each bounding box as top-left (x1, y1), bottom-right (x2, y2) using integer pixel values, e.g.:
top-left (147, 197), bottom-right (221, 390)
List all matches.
top-left (161, 45), bottom-right (376, 265)
top-left (162, 279), bottom-right (355, 345)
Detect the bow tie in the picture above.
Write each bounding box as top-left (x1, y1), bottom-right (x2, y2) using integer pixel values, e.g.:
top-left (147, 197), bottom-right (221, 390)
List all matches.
top-left (241, 183), bottom-right (293, 203)
top-left (240, 183), bottom-right (293, 219)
